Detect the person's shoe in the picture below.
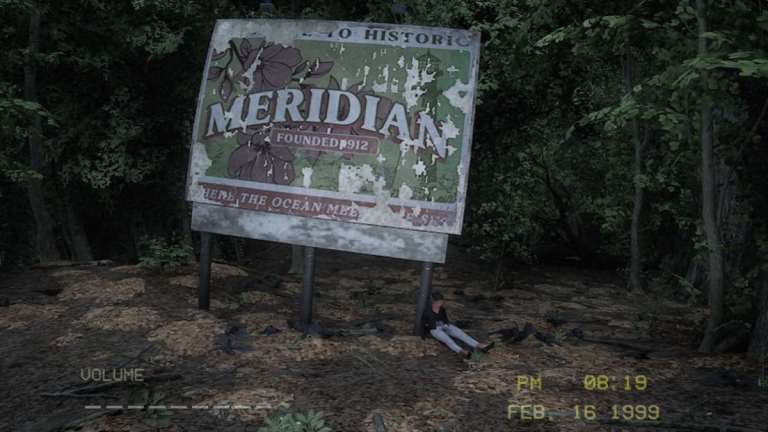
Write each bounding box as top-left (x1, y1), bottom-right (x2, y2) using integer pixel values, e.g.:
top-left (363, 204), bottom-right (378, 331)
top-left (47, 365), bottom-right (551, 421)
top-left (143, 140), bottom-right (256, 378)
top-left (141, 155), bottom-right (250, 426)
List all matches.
top-left (465, 350), bottom-right (473, 359)
top-left (480, 341), bottom-right (496, 353)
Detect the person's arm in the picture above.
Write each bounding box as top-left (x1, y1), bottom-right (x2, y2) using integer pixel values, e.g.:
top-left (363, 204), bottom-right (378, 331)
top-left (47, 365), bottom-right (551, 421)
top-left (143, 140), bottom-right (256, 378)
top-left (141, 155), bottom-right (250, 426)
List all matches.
top-left (439, 306), bottom-right (450, 324)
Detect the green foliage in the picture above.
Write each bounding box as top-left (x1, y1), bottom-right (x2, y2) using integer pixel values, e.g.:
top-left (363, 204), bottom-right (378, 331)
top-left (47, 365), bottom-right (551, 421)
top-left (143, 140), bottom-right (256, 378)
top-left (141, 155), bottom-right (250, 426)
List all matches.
top-left (0, 83), bottom-right (55, 184)
top-left (466, 349), bottom-right (487, 362)
top-left (551, 326), bottom-right (571, 344)
top-left (671, 273), bottom-right (702, 305)
top-left (258, 411), bottom-right (332, 432)
top-left (466, 155), bottom-right (546, 263)
top-left (138, 237), bottom-right (193, 272)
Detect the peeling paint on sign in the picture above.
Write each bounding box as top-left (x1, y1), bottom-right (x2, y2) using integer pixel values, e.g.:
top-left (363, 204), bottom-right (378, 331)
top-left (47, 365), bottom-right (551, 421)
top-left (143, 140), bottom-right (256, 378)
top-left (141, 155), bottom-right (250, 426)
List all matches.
top-left (186, 19), bottom-right (481, 236)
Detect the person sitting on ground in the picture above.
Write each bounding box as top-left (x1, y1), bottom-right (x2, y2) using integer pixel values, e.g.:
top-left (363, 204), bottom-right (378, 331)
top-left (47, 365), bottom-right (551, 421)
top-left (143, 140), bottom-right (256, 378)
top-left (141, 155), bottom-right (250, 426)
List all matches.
top-left (423, 293), bottom-right (494, 358)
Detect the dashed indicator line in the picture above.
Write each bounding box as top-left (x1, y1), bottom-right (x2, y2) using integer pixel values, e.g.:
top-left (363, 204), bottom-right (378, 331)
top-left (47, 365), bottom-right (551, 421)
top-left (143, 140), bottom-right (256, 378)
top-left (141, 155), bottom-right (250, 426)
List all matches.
top-left (85, 404), bottom-right (257, 410)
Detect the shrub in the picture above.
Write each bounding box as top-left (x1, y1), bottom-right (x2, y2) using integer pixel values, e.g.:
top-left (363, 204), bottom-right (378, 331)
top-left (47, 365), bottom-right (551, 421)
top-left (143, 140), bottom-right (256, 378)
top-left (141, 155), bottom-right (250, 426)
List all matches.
top-left (138, 237), bottom-right (193, 272)
top-left (258, 411), bottom-right (332, 432)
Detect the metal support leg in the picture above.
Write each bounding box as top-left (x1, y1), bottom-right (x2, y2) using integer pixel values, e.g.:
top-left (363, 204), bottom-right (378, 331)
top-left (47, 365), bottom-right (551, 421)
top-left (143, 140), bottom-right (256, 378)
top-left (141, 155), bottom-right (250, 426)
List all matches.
top-left (301, 246), bottom-right (315, 327)
top-left (414, 261), bottom-right (434, 336)
top-left (198, 231), bottom-right (212, 310)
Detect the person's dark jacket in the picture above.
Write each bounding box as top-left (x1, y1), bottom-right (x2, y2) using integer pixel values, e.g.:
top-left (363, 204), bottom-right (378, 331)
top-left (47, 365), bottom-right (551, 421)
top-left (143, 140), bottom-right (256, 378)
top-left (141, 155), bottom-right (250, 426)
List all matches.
top-left (422, 305), bottom-right (450, 334)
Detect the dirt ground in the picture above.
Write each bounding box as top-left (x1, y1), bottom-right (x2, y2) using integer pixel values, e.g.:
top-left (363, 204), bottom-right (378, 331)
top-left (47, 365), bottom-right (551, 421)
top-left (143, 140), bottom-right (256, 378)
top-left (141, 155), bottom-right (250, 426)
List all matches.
top-left (1, 245), bottom-right (766, 432)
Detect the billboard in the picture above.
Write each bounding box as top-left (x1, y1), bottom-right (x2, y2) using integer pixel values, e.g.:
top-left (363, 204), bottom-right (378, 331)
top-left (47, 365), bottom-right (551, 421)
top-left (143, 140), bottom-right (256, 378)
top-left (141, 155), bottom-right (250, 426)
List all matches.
top-left (187, 20), bottom-right (480, 238)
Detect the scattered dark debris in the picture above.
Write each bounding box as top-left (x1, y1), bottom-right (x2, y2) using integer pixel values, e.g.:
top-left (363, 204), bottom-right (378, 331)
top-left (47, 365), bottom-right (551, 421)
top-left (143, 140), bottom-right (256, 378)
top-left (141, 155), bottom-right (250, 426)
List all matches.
top-left (489, 322), bottom-right (535, 344)
top-left (261, 325), bottom-right (282, 336)
top-left (337, 320), bottom-right (383, 336)
top-left (36, 288), bottom-right (62, 297)
top-left (216, 323), bottom-right (255, 354)
top-left (287, 319), bottom-right (336, 338)
top-left (545, 316), bottom-right (568, 327)
top-left (622, 350), bottom-right (651, 360)
top-left (286, 319), bottom-right (385, 338)
top-left (545, 311), bottom-right (606, 327)
top-left (534, 331), bottom-right (561, 346)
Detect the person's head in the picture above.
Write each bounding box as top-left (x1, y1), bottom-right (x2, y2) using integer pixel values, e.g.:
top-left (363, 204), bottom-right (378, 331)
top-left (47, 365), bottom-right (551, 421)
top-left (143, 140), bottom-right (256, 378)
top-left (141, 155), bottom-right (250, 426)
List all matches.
top-left (431, 293), bottom-right (444, 308)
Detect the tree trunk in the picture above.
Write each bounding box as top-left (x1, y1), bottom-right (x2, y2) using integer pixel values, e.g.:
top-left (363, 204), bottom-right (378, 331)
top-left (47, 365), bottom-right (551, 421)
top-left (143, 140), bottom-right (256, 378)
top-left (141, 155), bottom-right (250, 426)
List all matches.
top-left (63, 199), bottom-right (93, 261)
top-left (24, 9), bottom-right (60, 263)
top-left (623, 54), bottom-right (646, 292)
top-left (697, 0), bottom-right (726, 353)
top-left (686, 258), bottom-right (707, 291)
top-left (749, 271), bottom-right (768, 361)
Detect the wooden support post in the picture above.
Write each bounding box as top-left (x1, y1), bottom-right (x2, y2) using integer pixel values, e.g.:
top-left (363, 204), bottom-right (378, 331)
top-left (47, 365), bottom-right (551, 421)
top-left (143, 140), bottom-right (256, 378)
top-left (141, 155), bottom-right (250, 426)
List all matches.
top-left (414, 261), bottom-right (433, 336)
top-left (300, 246), bottom-right (315, 327)
top-left (198, 231), bottom-right (212, 310)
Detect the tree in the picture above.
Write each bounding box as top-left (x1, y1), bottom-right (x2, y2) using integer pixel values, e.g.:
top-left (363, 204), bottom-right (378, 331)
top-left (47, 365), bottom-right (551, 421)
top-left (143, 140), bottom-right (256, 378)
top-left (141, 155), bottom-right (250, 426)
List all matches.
top-left (750, 270), bottom-right (768, 360)
top-left (695, 0), bottom-right (725, 353)
top-left (23, 6), bottom-right (60, 262)
top-left (536, 8), bottom-right (662, 283)
top-left (623, 53), bottom-right (649, 292)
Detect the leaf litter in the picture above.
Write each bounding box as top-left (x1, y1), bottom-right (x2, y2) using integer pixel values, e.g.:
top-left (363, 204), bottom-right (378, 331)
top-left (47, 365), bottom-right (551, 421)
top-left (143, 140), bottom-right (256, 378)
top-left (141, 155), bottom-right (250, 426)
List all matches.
top-left (2, 259), bottom-right (767, 432)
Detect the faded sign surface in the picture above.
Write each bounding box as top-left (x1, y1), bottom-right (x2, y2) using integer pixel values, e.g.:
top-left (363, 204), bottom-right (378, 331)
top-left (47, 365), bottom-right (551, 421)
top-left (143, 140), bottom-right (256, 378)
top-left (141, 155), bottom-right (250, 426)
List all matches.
top-left (186, 19), bottom-right (480, 235)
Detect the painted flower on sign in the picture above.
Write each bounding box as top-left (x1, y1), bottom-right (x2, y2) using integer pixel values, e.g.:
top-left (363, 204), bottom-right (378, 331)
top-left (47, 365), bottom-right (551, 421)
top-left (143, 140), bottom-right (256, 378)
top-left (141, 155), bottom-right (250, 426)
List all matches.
top-left (227, 128), bottom-right (296, 185)
top-left (209, 38), bottom-right (339, 186)
top-left (208, 38), bottom-right (335, 101)
top-left (240, 41), bottom-right (302, 91)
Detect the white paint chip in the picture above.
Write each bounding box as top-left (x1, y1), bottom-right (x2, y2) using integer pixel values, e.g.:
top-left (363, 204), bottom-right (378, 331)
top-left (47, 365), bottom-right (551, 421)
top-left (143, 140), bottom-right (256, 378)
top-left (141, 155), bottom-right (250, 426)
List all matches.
top-left (443, 79), bottom-right (473, 113)
top-left (413, 159), bottom-right (427, 176)
top-left (302, 167), bottom-right (313, 188)
top-left (399, 184), bottom-right (414, 200)
top-left (403, 57), bottom-right (436, 111)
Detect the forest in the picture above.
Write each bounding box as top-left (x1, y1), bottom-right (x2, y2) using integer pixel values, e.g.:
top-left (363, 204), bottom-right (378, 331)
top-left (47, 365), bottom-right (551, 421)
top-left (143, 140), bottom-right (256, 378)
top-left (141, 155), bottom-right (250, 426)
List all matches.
top-left (1, 0), bottom-right (767, 431)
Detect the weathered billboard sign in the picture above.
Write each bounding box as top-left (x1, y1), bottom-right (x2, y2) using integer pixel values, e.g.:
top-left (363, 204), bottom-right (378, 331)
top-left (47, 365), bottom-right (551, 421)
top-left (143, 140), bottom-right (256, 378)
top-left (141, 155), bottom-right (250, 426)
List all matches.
top-left (187, 20), bottom-right (480, 244)
top-left (187, 20), bottom-right (480, 262)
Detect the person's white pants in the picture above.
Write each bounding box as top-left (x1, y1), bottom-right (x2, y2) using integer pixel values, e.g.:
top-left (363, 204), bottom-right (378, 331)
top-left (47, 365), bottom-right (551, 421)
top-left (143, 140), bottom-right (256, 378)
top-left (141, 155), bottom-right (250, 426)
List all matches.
top-left (430, 323), bottom-right (479, 353)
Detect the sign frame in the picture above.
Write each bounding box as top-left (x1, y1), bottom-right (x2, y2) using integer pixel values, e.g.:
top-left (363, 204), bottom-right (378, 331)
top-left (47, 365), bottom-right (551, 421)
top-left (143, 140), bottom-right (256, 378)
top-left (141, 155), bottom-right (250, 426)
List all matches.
top-left (186, 19), bottom-right (481, 335)
top-left (186, 19), bottom-right (481, 240)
